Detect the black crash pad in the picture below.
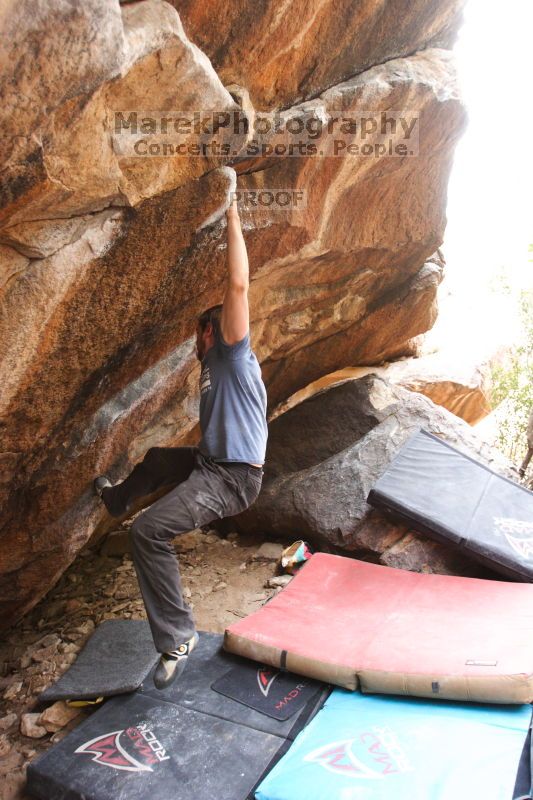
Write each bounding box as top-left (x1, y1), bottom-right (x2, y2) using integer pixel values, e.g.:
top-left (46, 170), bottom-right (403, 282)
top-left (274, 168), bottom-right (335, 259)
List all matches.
top-left (211, 661), bottom-right (320, 721)
top-left (26, 632), bottom-right (331, 800)
top-left (138, 631), bottom-right (327, 733)
top-left (39, 619), bottom-right (159, 702)
top-left (367, 428), bottom-right (533, 581)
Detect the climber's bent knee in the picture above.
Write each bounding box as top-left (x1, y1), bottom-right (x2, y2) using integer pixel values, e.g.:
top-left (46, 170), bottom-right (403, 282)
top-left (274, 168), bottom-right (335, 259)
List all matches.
top-left (129, 514), bottom-right (158, 545)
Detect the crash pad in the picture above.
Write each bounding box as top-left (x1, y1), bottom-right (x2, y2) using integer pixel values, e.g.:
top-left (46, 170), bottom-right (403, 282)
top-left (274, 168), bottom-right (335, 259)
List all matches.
top-left (26, 632), bottom-right (331, 800)
top-left (514, 727), bottom-right (533, 800)
top-left (224, 553), bottom-right (533, 703)
top-left (254, 688), bottom-right (532, 800)
top-left (211, 661), bottom-right (321, 721)
top-left (137, 631), bottom-right (329, 736)
top-left (367, 427), bottom-right (533, 581)
top-left (39, 619), bottom-right (159, 702)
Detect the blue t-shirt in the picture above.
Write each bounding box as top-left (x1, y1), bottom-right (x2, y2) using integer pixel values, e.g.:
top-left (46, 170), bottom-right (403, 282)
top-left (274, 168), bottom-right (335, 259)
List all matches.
top-left (198, 326), bottom-right (268, 465)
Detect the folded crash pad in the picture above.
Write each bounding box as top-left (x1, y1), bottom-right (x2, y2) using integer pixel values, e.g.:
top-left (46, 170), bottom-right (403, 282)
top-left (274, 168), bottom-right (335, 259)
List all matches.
top-left (38, 619), bottom-right (160, 702)
top-left (26, 632), bottom-right (331, 800)
top-left (224, 553), bottom-right (533, 703)
top-left (367, 427), bottom-right (533, 581)
top-left (254, 688), bottom-right (532, 800)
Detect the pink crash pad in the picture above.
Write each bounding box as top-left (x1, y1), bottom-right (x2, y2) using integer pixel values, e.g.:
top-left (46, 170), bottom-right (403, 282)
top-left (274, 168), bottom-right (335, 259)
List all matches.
top-left (224, 553), bottom-right (533, 703)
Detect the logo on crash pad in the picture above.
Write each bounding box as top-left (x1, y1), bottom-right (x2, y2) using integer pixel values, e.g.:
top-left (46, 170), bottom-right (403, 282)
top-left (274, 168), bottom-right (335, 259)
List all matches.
top-left (257, 666), bottom-right (279, 697)
top-left (75, 721), bottom-right (170, 772)
top-left (494, 517), bottom-right (533, 560)
top-left (304, 728), bottom-right (411, 779)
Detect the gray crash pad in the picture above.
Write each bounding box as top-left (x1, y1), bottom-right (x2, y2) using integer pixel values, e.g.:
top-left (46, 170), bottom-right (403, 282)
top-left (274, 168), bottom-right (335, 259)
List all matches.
top-left (367, 428), bottom-right (533, 581)
top-left (38, 619), bottom-right (159, 702)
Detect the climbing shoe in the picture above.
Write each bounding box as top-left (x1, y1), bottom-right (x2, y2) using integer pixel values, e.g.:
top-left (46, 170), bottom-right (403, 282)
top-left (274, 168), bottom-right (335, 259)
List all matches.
top-left (153, 632), bottom-right (200, 690)
top-left (93, 475), bottom-right (112, 498)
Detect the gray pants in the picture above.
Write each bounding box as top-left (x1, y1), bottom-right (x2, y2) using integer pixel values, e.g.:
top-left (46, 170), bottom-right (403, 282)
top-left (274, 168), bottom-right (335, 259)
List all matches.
top-left (101, 447), bottom-right (263, 653)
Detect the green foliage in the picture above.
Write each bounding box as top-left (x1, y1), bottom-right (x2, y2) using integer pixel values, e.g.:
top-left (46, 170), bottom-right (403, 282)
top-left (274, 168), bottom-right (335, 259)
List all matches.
top-left (489, 282), bottom-right (533, 481)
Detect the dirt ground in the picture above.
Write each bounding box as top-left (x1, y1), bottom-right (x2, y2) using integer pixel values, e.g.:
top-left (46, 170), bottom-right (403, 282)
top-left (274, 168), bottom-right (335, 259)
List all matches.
top-left (0, 514), bottom-right (292, 800)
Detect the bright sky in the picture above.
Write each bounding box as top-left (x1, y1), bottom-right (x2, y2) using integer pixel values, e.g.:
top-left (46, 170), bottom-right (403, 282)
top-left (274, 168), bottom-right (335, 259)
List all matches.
top-left (425, 0), bottom-right (533, 358)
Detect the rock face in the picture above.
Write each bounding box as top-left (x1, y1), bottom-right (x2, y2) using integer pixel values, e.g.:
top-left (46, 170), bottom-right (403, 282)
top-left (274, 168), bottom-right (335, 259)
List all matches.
top-left (1, 0), bottom-right (467, 628)
top-left (173, 0), bottom-right (466, 110)
top-left (218, 374), bottom-right (516, 577)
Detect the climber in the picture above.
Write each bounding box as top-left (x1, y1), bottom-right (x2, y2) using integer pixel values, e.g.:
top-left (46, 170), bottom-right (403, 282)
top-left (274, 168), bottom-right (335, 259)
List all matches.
top-left (93, 195), bottom-right (268, 689)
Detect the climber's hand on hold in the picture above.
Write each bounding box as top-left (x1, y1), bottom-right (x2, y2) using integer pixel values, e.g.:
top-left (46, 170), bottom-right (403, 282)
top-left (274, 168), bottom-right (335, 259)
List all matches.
top-left (226, 194), bottom-right (239, 219)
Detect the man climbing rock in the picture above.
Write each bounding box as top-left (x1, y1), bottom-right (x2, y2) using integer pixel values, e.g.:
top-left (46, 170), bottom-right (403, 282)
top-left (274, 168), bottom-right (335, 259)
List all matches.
top-left (93, 195), bottom-right (268, 689)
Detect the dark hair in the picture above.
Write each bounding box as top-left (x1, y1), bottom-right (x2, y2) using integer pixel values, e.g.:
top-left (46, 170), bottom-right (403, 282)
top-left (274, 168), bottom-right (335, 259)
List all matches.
top-left (197, 303), bottom-right (223, 337)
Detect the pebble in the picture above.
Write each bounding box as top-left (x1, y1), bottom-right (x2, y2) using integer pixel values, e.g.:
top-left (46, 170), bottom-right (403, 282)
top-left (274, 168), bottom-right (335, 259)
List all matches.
top-left (265, 575), bottom-right (293, 588)
top-left (251, 542), bottom-right (284, 562)
top-left (39, 701), bottom-right (81, 733)
top-left (31, 643), bottom-right (60, 664)
top-left (114, 588), bottom-right (132, 600)
top-left (0, 713), bottom-right (17, 732)
top-left (71, 620), bottom-right (95, 636)
top-left (34, 633), bottom-right (61, 650)
top-left (60, 643), bottom-right (80, 655)
top-left (110, 602), bottom-right (130, 613)
top-left (3, 682), bottom-right (23, 701)
top-left (20, 714), bottom-right (48, 739)
top-left (175, 531), bottom-right (206, 552)
top-left (213, 581), bottom-right (228, 592)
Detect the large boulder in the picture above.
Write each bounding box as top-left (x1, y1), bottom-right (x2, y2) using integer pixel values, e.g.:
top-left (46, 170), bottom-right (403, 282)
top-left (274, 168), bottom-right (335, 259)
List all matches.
top-left (218, 374), bottom-right (517, 577)
top-left (0, 0), bottom-right (467, 628)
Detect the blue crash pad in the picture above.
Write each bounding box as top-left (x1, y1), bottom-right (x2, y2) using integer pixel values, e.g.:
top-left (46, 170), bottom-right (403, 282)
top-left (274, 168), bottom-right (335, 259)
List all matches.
top-left (255, 688), bottom-right (532, 800)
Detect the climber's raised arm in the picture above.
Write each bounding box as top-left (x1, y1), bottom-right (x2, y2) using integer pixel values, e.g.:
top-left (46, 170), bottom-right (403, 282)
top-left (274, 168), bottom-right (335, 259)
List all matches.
top-left (220, 196), bottom-right (249, 344)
